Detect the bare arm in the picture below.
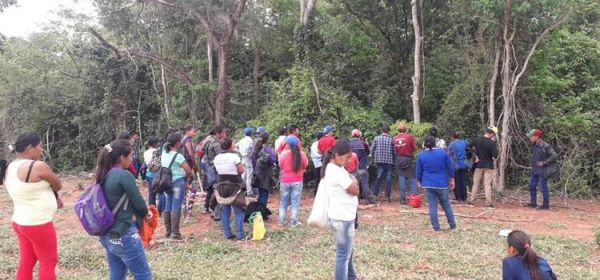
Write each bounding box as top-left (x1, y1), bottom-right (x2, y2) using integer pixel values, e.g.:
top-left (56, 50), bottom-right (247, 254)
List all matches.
top-left (181, 161), bottom-right (192, 176)
top-left (36, 162), bottom-right (62, 192)
top-left (236, 162), bottom-right (245, 175)
top-left (346, 175), bottom-right (360, 196)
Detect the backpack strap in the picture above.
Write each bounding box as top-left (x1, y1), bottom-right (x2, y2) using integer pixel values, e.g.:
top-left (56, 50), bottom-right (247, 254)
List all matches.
top-left (111, 193), bottom-right (129, 215)
top-left (25, 160), bottom-right (36, 183)
top-left (167, 152), bottom-right (179, 168)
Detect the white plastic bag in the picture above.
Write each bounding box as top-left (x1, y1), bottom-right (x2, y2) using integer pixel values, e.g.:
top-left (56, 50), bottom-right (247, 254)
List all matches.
top-left (307, 179), bottom-right (329, 227)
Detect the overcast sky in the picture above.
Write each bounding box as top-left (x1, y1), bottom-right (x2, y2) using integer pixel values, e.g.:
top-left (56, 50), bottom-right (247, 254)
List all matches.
top-left (0, 0), bottom-right (96, 38)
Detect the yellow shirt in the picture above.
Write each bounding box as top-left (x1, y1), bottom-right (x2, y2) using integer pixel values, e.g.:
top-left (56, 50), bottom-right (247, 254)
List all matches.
top-left (6, 160), bottom-right (57, 225)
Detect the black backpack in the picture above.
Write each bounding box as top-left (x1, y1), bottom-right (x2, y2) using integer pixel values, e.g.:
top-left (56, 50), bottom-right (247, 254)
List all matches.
top-left (147, 148), bottom-right (163, 173)
top-left (152, 152), bottom-right (179, 193)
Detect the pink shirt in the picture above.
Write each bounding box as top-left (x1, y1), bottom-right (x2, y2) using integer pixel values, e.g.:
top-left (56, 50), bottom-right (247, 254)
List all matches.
top-left (278, 150), bottom-right (308, 183)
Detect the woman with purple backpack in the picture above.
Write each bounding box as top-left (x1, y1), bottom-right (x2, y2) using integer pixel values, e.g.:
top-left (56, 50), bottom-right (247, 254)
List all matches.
top-left (94, 139), bottom-right (152, 279)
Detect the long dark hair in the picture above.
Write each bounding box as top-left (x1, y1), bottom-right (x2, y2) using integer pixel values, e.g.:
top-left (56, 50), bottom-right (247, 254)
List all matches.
top-left (10, 132), bottom-right (42, 153)
top-left (321, 139), bottom-right (351, 178)
top-left (507, 230), bottom-right (541, 280)
top-left (94, 140), bottom-right (131, 183)
top-left (424, 135), bottom-right (437, 150)
top-left (291, 145), bottom-right (302, 172)
top-left (253, 132), bottom-right (269, 162)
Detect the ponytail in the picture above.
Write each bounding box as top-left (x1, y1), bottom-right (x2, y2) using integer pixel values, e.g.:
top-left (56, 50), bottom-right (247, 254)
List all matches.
top-left (320, 149), bottom-right (334, 178)
top-left (94, 140), bottom-right (131, 183)
top-left (507, 230), bottom-right (541, 280)
top-left (291, 145), bottom-right (302, 172)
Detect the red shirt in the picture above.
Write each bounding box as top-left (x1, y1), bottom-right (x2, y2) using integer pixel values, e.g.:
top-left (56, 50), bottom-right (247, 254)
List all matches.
top-left (278, 150), bottom-right (309, 183)
top-left (317, 135), bottom-right (336, 154)
top-left (345, 153), bottom-right (359, 173)
top-left (277, 136), bottom-right (303, 154)
top-left (393, 133), bottom-right (417, 157)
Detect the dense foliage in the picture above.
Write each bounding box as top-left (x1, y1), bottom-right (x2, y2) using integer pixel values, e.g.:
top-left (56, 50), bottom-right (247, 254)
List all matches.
top-left (0, 0), bottom-right (598, 194)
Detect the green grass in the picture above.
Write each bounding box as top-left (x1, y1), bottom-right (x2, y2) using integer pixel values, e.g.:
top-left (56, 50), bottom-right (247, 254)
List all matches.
top-left (0, 215), bottom-right (598, 279)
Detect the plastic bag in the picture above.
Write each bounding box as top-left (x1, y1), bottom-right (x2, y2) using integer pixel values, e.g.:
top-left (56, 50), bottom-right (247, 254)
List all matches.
top-left (307, 179), bottom-right (329, 227)
top-left (249, 212), bottom-right (266, 240)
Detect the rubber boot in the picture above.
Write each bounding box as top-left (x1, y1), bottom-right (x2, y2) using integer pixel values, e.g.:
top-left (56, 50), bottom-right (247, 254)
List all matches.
top-left (171, 210), bottom-right (183, 240)
top-left (163, 211), bottom-right (172, 238)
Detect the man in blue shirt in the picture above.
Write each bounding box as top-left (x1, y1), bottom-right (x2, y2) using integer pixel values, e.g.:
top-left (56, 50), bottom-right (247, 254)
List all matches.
top-left (350, 129), bottom-right (378, 204)
top-left (448, 132), bottom-right (469, 202)
top-left (526, 129), bottom-right (558, 210)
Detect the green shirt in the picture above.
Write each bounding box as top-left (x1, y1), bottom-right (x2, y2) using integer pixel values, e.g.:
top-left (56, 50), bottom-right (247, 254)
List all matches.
top-left (161, 150), bottom-right (186, 182)
top-left (103, 169), bottom-right (148, 237)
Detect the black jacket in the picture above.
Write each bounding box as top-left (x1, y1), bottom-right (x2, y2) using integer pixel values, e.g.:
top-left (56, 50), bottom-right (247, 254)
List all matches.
top-left (468, 136), bottom-right (498, 169)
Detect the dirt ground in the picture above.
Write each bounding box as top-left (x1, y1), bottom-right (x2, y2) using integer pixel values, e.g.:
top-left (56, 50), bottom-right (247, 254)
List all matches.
top-left (2, 175), bottom-right (599, 243)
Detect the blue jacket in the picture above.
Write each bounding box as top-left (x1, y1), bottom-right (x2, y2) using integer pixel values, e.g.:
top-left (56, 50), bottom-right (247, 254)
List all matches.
top-left (448, 139), bottom-right (468, 170)
top-left (416, 149), bottom-right (455, 188)
top-left (502, 256), bottom-right (557, 280)
top-left (350, 138), bottom-right (370, 170)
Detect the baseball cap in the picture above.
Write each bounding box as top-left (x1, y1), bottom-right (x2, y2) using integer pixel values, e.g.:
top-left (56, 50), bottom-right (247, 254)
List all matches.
top-left (323, 125), bottom-right (333, 133)
top-left (526, 128), bottom-right (543, 138)
top-left (351, 129), bottom-right (362, 137)
top-left (243, 127), bottom-right (254, 136)
top-left (286, 135), bottom-right (299, 147)
top-left (486, 126), bottom-right (499, 134)
top-left (257, 127), bottom-right (266, 133)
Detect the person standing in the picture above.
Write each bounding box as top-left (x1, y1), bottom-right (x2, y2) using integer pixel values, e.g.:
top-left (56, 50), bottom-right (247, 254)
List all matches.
top-left (202, 125), bottom-right (227, 214)
top-left (95, 140), bottom-right (152, 279)
top-left (237, 127), bottom-right (255, 196)
top-left (372, 126), bottom-right (395, 202)
top-left (448, 132), bottom-right (469, 202)
top-left (274, 127), bottom-right (288, 158)
top-left (213, 138), bottom-right (247, 240)
top-left (310, 131), bottom-right (325, 190)
top-left (526, 129), bottom-right (558, 210)
top-left (318, 125), bottom-right (337, 154)
top-left (251, 132), bottom-right (276, 206)
top-left (349, 129), bottom-right (377, 204)
top-left (143, 136), bottom-right (165, 215)
top-left (6, 132), bottom-right (64, 280)
top-left (278, 137), bottom-right (309, 227)
top-left (322, 140), bottom-right (360, 280)
top-left (416, 136), bottom-right (457, 232)
top-left (162, 133), bottom-right (192, 239)
top-left (424, 127), bottom-right (446, 150)
top-left (393, 123), bottom-right (418, 204)
top-left (468, 126), bottom-right (499, 208)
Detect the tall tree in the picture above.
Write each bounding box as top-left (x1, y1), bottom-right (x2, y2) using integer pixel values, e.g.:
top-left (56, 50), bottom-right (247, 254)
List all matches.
top-left (410, 0), bottom-right (422, 123)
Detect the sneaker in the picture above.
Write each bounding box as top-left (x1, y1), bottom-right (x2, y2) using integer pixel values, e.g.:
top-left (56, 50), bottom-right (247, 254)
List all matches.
top-left (485, 204), bottom-right (495, 209)
top-left (226, 234), bottom-right (237, 240)
top-left (291, 222), bottom-right (303, 228)
top-left (525, 203), bottom-right (537, 208)
top-left (536, 205), bottom-right (549, 210)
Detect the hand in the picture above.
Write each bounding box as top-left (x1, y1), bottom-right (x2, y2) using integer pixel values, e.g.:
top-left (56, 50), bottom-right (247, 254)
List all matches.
top-left (537, 161), bottom-right (544, 167)
top-left (474, 156), bottom-right (480, 163)
top-left (449, 179), bottom-right (455, 191)
top-left (56, 197), bottom-right (64, 209)
top-left (146, 212), bottom-right (153, 221)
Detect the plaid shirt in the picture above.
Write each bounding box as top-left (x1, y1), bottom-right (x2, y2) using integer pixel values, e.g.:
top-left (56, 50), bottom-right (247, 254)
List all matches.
top-left (372, 133), bottom-right (394, 164)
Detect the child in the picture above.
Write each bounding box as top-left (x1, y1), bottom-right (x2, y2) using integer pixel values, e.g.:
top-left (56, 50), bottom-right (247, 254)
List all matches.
top-left (502, 230), bottom-right (557, 280)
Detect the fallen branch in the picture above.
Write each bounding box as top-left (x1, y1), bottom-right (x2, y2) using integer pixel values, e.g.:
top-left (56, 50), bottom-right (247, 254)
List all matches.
top-left (397, 210), bottom-right (536, 223)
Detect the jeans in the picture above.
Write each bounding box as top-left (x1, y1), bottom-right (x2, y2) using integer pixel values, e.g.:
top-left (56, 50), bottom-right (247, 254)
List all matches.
top-left (99, 225), bottom-right (152, 280)
top-left (221, 204), bottom-right (245, 240)
top-left (146, 175), bottom-right (165, 213)
top-left (279, 182), bottom-right (303, 225)
top-left (164, 178), bottom-right (185, 212)
top-left (258, 188), bottom-right (269, 207)
top-left (398, 176), bottom-right (416, 201)
top-left (374, 163), bottom-right (393, 197)
top-left (424, 188), bottom-right (456, 231)
top-left (329, 219), bottom-right (357, 280)
top-left (355, 170), bottom-right (375, 203)
top-left (453, 168), bottom-right (468, 201)
top-left (12, 222), bottom-right (58, 280)
top-left (241, 158), bottom-right (254, 195)
top-left (529, 173), bottom-right (549, 207)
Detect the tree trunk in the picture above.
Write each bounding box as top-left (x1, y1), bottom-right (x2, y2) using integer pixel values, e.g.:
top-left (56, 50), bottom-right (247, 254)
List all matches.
top-left (160, 64), bottom-right (172, 121)
top-left (214, 45), bottom-right (229, 125)
top-left (252, 45), bottom-right (260, 111)
top-left (207, 40), bottom-right (213, 82)
top-left (497, 0), bottom-right (513, 192)
top-left (410, 0), bottom-right (422, 124)
top-left (488, 32), bottom-right (501, 126)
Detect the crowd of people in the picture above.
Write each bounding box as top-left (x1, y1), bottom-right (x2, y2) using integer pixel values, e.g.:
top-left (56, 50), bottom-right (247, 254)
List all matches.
top-left (1, 122), bottom-right (560, 279)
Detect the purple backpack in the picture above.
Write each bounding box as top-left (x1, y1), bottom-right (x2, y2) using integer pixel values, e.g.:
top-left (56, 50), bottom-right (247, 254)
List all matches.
top-left (75, 168), bottom-right (129, 236)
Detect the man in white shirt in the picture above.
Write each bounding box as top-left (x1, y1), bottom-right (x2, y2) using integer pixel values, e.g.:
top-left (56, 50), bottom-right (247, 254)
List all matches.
top-left (236, 127), bottom-right (255, 196)
top-left (274, 127), bottom-right (288, 158)
top-left (310, 131), bottom-right (324, 192)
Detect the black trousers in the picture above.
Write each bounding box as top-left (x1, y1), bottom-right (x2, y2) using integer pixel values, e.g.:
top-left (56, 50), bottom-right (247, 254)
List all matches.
top-left (453, 168), bottom-right (468, 201)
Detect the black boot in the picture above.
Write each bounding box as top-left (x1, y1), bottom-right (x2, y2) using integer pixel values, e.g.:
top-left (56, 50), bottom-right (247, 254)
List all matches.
top-left (171, 210), bottom-right (183, 240)
top-left (163, 211), bottom-right (172, 238)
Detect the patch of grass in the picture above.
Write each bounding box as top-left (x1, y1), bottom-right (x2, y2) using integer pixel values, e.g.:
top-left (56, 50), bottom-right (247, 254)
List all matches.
top-left (546, 222), bottom-right (568, 229)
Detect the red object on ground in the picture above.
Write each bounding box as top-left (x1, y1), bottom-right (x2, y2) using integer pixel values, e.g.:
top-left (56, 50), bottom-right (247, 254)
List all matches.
top-left (408, 194), bottom-right (421, 208)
